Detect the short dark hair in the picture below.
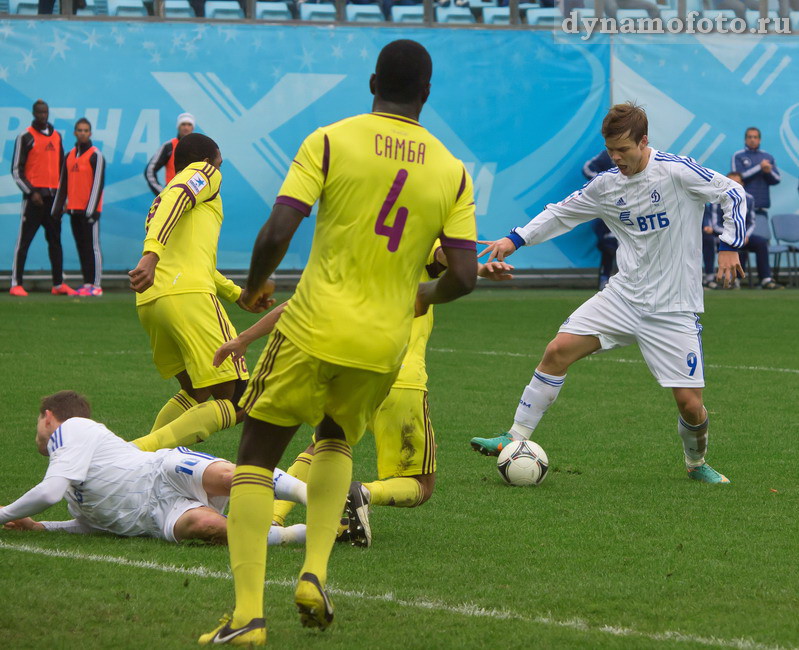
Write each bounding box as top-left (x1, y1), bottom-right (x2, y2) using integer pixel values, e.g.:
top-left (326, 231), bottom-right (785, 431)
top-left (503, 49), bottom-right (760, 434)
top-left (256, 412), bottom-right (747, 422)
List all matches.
top-left (602, 102), bottom-right (648, 143)
top-left (745, 127), bottom-right (761, 138)
top-left (75, 117), bottom-right (91, 130)
top-left (40, 391), bottom-right (91, 421)
top-left (375, 40), bottom-right (432, 104)
top-left (32, 99), bottom-right (48, 112)
top-left (174, 133), bottom-right (219, 173)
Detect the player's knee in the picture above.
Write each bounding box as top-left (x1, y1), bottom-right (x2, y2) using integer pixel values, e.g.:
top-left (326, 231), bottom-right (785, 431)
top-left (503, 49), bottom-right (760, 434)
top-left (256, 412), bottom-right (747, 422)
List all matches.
top-left (542, 339), bottom-right (570, 371)
top-left (413, 473), bottom-right (435, 506)
top-left (676, 393), bottom-right (705, 421)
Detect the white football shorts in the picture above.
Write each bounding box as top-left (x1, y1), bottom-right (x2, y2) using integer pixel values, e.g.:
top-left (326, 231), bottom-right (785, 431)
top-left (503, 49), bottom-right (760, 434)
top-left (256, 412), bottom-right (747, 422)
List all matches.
top-left (558, 286), bottom-right (705, 388)
top-left (151, 447), bottom-right (230, 542)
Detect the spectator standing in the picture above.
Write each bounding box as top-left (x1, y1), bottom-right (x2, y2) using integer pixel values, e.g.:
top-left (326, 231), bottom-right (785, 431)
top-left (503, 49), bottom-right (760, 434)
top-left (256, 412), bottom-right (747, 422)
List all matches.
top-left (144, 113), bottom-right (195, 195)
top-left (709, 172), bottom-right (783, 290)
top-left (731, 127), bottom-right (780, 217)
top-left (10, 99), bottom-right (75, 297)
top-left (701, 203), bottom-right (719, 289)
top-left (53, 118), bottom-right (105, 297)
top-left (583, 149), bottom-right (617, 290)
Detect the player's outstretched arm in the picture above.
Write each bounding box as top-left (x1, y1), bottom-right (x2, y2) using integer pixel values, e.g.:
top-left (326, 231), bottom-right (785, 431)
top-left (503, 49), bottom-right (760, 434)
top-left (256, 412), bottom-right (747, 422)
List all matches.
top-left (213, 302), bottom-right (287, 367)
top-left (416, 246), bottom-right (477, 316)
top-left (2, 515), bottom-right (45, 531)
top-left (478, 238), bottom-right (518, 263)
top-left (243, 204), bottom-right (304, 310)
top-left (0, 476), bottom-right (71, 526)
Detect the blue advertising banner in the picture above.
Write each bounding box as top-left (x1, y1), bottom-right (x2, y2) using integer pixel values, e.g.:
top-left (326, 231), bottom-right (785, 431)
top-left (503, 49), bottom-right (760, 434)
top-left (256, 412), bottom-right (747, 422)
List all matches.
top-left (0, 21), bottom-right (610, 273)
top-left (612, 34), bottom-right (799, 217)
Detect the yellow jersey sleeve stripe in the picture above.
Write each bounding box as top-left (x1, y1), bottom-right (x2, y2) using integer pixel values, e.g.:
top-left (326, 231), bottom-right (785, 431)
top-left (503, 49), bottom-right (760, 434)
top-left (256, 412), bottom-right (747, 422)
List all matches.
top-left (158, 191), bottom-right (193, 245)
top-left (440, 235), bottom-right (476, 250)
top-left (322, 133), bottom-right (330, 180)
top-left (275, 195), bottom-right (312, 216)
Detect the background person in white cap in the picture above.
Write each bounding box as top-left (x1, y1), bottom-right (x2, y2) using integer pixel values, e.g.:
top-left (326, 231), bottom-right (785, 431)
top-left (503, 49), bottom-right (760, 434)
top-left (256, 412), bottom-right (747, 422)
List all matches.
top-left (144, 112), bottom-right (195, 195)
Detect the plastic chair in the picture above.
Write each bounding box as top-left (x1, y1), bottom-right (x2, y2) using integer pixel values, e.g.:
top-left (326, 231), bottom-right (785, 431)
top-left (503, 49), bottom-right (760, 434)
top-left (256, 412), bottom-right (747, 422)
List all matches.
top-left (204, 0), bottom-right (244, 17)
top-left (391, 4), bottom-right (424, 20)
top-left (482, 5), bottom-right (509, 21)
top-left (771, 213), bottom-right (799, 286)
top-left (345, 3), bottom-right (383, 20)
top-left (616, 8), bottom-right (650, 19)
top-left (436, 5), bottom-right (475, 21)
top-left (525, 6), bottom-right (559, 23)
top-left (164, 0), bottom-right (195, 15)
top-left (107, 0), bottom-right (147, 14)
top-left (299, 1), bottom-right (336, 19)
top-left (76, 0), bottom-right (106, 14)
top-left (256, 0), bottom-right (292, 18)
top-left (10, 0), bottom-right (39, 13)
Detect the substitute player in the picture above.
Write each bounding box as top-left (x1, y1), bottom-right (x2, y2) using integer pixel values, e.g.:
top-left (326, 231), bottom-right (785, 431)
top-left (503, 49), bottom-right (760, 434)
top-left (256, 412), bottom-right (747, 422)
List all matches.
top-left (0, 391), bottom-right (307, 546)
top-left (471, 102), bottom-right (745, 484)
top-left (250, 247), bottom-right (514, 548)
top-left (129, 134), bottom-right (272, 451)
top-left (199, 40), bottom-right (478, 646)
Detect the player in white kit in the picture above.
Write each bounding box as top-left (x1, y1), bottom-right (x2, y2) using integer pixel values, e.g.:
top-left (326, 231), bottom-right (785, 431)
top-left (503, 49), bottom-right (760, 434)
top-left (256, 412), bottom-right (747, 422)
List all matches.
top-left (470, 103), bottom-right (745, 483)
top-left (0, 391), bottom-right (307, 543)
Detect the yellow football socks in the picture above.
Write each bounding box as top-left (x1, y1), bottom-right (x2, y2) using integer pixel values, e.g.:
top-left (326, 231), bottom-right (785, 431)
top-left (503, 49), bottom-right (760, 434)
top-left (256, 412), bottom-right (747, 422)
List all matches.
top-left (132, 399), bottom-right (235, 451)
top-left (150, 390), bottom-right (197, 432)
top-left (271, 451), bottom-right (313, 525)
top-left (229, 465), bottom-right (274, 628)
top-left (363, 477), bottom-right (423, 508)
top-left (300, 439), bottom-right (352, 585)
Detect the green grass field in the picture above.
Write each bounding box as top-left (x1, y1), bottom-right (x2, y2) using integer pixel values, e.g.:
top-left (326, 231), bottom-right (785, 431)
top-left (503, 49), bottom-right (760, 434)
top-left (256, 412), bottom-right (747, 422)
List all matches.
top-left (1, 289), bottom-right (798, 649)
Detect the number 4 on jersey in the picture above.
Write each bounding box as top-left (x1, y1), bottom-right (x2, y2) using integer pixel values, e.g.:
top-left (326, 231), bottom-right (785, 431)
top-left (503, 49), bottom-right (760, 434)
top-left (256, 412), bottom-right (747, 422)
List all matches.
top-left (375, 169), bottom-right (409, 252)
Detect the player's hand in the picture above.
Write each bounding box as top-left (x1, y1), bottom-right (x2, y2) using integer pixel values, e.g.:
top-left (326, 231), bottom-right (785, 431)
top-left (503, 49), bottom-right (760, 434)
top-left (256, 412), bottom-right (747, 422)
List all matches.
top-left (716, 250), bottom-right (745, 289)
top-left (239, 279), bottom-right (276, 313)
top-left (703, 226), bottom-right (713, 234)
top-left (2, 516), bottom-right (44, 531)
top-left (30, 191), bottom-right (43, 207)
top-left (214, 338), bottom-right (248, 367)
top-left (761, 160), bottom-right (772, 174)
top-left (128, 252), bottom-right (159, 293)
top-left (479, 261), bottom-right (514, 282)
top-left (478, 237), bottom-right (517, 263)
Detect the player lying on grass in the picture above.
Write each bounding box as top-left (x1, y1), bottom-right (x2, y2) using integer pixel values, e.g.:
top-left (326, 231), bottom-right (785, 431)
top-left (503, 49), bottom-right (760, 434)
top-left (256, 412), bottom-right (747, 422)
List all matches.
top-left (471, 102), bottom-right (744, 484)
top-left (223, 246), bottom-right (513, 548)
top-left (0, 391), bottom-right (306, 545)
top-left (129, 133), bottom-right (273, 451)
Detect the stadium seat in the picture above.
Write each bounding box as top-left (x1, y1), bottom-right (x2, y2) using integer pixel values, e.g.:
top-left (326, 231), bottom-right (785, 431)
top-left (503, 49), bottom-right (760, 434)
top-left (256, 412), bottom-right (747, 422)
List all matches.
top-left (482, 6), bottom-right (509, 22)
top-left (299, 1), bottom-right (336, 19)
top-left (469, 0), bottom-right (496, 9)
top-left (616, 8), bottom-right (650, 19)
top-left (163, 0), bottom-right (195, 16)
top-left (77, 0), bottom-right (107, 14)
top-left (525, 6), bottom-right (559, 24)
top-left (436, 5), bottom-right (475, 22)
top-left (771, 214), bottom-right (799, 286)
top-left (204, 0), bottom-right (244, 17)
top-left (391, 4), bottom-right (424, 21)
top-left (10, 0), bottom-right (39, 13)
top-left (345, 3), bottom-right (384, 21)
top-left (792, 10), bottom-right (799, 30)
top-left (107, 0), bottom-right (147, 14)
top-left (702, 8), bottom-right (735, 22)
top-left (256, 0), bottom-right (292, 19)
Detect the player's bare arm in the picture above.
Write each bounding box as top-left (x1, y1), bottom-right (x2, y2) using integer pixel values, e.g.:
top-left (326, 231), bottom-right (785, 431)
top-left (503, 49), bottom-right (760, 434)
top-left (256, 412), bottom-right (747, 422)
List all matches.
top-left (243, 204), bottom-right (305, 307)
top-left (213, 301), bottom-right (287, 367)
top-left (2, 514), bottom-right (46, 531)
top-left (478, 237), bottom-right (517, 263)
top-left (415, 246), bottom-right (477, 316)
top-left (237, 279), bottom-right (277, 314)
top-left (128, 251), bottom-right (159, 293)
top-left (434, 247), bottom-right (514, 281)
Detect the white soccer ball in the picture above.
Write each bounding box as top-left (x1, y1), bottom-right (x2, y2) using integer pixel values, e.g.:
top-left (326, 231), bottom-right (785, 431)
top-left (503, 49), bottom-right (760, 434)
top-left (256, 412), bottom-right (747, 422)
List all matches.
top-left (496, 440), bottom-right (549, 487)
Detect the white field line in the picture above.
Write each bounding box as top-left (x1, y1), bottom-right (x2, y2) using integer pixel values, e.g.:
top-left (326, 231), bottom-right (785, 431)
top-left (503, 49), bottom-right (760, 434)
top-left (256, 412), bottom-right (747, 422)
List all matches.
top-left (429, 348), bottom-right (799, 376)
top-left (0, 540), bottom-right (792, 650)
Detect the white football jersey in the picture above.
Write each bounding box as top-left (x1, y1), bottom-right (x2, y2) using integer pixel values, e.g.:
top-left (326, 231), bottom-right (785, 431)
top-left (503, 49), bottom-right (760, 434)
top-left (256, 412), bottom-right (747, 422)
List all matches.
top-left (513, 150), bottom-right (747, 313)
top-left (44, 417), bottom-right (171, 537)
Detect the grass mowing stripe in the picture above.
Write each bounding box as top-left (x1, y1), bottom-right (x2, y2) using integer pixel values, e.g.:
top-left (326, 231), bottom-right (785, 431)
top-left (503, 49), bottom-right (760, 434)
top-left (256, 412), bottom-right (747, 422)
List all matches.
top-left (0, 540), bottom-right (789, 650)
top-left (428, 348), bottom-right (799, 375)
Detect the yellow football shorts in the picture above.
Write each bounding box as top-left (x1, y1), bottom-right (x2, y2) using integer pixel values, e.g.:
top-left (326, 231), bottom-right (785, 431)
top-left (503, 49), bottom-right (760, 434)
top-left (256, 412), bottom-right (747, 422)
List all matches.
top-left (241, 330), bottom-right (397, 445)
top-left (369, 387), bottom-right (436, 479)
top-left (137, 292), bottom-right (248, 388)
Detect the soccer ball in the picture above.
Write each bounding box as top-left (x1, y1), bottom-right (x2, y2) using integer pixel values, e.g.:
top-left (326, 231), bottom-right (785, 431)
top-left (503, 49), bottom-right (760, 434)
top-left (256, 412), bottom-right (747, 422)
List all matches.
top-left (496, 440), bottom-right (549, 487)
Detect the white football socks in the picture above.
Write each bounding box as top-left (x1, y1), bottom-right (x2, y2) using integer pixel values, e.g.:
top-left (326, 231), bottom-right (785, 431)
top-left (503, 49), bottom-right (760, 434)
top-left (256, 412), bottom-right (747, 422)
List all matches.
top-left (272, 468), bottom-right (307, 505)
top-left (509, 369), bottom-right (566, 440)
top-left (678, 412), bottom-right (708, 468)
top-left (267, 523), bottom-right (306, 546)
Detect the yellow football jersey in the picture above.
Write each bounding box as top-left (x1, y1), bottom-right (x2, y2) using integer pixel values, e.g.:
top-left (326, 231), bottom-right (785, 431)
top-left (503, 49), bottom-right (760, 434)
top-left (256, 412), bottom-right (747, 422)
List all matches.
top-left (137, 161), bottom-right (240, 306)
top-left (275, 112), bottom-right (477, 374)
top-left (393, 244), bottom-right (441, 391)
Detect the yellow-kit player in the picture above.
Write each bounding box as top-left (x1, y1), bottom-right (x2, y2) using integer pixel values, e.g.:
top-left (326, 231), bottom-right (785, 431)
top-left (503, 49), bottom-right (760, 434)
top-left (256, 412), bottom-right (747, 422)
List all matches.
top-left (128, 133), bottom-right (271, 453)
top-left (199, 40), bottom-right (478, 646)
